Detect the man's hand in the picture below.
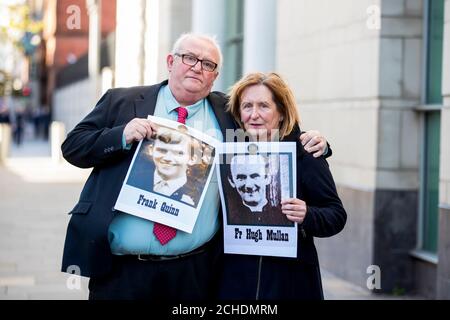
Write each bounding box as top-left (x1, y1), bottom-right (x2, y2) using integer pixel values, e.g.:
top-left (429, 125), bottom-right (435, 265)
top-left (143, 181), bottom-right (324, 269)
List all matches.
top-left (281, 198), bottom-right (307, 224)
top-left (300, 130), bottom-right (327, 158)
top-left (123, 118), bottom-right (158, 144)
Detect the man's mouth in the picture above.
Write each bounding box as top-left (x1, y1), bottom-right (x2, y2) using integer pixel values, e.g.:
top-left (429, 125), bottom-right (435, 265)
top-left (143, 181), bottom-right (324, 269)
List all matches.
top-left (186, 76), bottom-right (202, 82)
top-left (160, 163), bottom-right (177, 168)
top-left (240, 188), bottom-right (258, 195)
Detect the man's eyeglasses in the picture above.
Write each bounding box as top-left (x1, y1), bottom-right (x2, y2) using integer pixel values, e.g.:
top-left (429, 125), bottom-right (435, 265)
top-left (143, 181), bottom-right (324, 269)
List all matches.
top-left (174, 53), bottom-right (218, 72)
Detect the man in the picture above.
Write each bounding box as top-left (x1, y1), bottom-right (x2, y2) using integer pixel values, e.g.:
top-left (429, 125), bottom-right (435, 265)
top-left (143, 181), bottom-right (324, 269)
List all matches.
top-left (126, 126), bottom-right (205, 206)
top-left (228, 154), bottom-right (270, 212)
top-left (226, 154), bottom-right (292, 226)
top-left (151, 127), bottom-right (201, 205)
top-left (61, 33), bottom-right (328, 300)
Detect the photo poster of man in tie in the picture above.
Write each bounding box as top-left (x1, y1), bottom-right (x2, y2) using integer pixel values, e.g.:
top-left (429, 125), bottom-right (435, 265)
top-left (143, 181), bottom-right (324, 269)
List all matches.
top-left (216, 142), bottom-right (298, 258)
top-left (114, 115), bottom-right (219, 233)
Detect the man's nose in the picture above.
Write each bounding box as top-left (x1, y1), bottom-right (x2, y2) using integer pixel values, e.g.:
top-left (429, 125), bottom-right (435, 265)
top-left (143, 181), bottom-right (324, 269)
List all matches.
top-left (162, 152), bottom-right (175, 162)
top-left (244, 181), bottom-right (256, 190)
top-left (191, 61), bottom-right (202, 72)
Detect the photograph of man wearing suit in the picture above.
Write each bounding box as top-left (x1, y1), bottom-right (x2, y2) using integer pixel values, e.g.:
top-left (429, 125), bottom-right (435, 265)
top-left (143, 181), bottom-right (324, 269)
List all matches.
top-left (229, 154), bottom-right (271, 212)
top-left (60, 32), bottom-right (329, 301)
top-left (126, 126), bottom-right (209, 207)
top-left (224, 154), bottom-right (293, 227)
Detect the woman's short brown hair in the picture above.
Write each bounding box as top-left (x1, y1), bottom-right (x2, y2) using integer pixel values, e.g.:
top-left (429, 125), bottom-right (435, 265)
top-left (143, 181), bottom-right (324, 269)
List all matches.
top-left (227, 72), bottom-right (300, 140)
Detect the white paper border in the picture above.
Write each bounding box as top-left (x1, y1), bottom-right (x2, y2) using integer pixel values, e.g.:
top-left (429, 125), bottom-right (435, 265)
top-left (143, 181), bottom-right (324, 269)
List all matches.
top-left (114, 116), bottom-right (220, 233)
top-left (216, 142), bottom-right (298, 258)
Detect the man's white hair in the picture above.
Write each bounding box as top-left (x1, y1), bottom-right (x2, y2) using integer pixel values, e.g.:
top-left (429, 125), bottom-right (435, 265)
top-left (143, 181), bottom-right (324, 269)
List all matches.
top-left (171, 33), bottom-right (223, 72)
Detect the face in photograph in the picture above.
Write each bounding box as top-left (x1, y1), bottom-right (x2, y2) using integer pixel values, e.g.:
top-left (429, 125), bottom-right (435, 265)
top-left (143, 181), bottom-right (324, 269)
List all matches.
top-left (152, 129), bottom-right (195, 181)
top-left (228, 154), bottom-right (271, 212)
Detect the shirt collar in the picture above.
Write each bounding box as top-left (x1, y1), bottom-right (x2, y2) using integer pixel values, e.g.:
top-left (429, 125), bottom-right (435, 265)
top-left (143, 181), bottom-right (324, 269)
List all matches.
top-left (162, 85), bottom-right (205, 119)
top-left (153, 170), bottom-right (188, 195)
top-left (243, 198), bottom-right (269, 213)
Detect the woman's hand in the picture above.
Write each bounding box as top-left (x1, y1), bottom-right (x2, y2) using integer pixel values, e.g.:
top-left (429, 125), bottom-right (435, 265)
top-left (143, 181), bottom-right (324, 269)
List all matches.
top-left (281, 198), bottom-right (307, 224)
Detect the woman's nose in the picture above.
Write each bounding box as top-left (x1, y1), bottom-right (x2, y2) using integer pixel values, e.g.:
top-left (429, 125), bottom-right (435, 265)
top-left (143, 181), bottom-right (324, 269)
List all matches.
top-left (250, 108), bottom-right (259, 119)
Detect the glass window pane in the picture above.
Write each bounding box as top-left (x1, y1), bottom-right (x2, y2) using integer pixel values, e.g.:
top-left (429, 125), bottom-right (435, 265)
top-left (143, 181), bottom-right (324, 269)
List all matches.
top-left (223, 0), bottom-right (244, 90)
top-left (422, 111), bottom-right (441, 252)
top-left (426, 0), bottom-right (444, 104)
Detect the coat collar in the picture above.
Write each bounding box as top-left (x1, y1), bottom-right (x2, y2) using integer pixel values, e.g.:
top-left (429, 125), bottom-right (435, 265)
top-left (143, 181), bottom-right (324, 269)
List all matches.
top-left (207, 91), bottom-right (237, 138)
top-left (134, 80), bottom-right (167, 119)
top-left (133, 80), bottom-right (237, 136)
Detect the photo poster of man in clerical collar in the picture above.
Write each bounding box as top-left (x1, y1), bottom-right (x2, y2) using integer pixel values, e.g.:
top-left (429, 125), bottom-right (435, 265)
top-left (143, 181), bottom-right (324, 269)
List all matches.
top-left (217, 142), bottom-right (298, 258)
top-left (114, 116), bottom-right (219, 233)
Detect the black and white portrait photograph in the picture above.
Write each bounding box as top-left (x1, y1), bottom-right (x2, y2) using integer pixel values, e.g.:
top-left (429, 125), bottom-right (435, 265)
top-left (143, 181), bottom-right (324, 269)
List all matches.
top-left (114, 116), bottom-right (218, 233)
top-left (223, 153), bottom-right (294, 226)
top-left (126, 126), bottom-right (213, 207)
top-left (217, 142), bottom-right (298, 258)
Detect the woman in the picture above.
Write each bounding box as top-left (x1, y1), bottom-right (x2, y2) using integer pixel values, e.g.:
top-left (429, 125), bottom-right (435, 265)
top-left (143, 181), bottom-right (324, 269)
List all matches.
top-left (219, 72), bottom-right (347, 300)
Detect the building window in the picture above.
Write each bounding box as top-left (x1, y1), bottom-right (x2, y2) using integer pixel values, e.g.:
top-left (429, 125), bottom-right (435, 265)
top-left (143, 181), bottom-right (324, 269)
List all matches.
top-left (425, 0), bottom-right (444, 104)
top-left (223, 0), bottom-right (244, 90)
top-left (419, 0), bottom-right (444, 254)
top-left (422, 111), bottom-right (440, 253)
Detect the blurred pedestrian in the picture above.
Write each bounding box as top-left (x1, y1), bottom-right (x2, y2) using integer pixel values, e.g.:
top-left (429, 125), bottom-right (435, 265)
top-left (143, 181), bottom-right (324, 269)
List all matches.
top-left (13, 108), bottom-right (24, 145)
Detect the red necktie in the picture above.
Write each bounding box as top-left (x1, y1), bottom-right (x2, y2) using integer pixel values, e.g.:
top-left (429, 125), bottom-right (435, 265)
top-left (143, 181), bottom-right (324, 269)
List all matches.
top-left (153, 107), bottom-right (188, 245)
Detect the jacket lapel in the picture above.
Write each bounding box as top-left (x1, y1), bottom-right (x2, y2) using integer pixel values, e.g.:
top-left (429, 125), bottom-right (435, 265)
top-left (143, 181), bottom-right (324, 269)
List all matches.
top-left (134, 80), bottom-right (168, 118)
top-left (207, 92), bottom-right (237, 138)
top-left (134, 82), bottom-right (236, 136)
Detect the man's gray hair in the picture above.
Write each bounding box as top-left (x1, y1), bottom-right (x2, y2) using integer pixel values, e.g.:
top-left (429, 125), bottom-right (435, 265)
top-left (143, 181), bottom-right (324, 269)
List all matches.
top-left (171, 33), bottom-right (223, 72)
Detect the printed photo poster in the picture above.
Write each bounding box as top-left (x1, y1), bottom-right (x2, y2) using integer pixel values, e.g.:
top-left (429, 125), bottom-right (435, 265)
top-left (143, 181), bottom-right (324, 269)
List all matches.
top-left (114, 115), bottom-right (219, 233)
top-left (217, 142), bottom-right (298, 258)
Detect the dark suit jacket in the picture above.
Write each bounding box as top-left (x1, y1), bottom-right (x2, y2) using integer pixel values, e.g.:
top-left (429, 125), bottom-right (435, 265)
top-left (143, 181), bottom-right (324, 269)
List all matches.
top-left (61, 80), bottom-right (236, 278)
top-left (226, 201), bottom-right (294, 227)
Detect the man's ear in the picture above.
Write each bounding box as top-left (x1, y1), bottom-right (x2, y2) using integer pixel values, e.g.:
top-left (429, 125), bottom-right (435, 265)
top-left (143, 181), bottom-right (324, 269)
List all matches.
top-left (228, 176), bottom-right (236, 189)
top-left (187, 154), bottom-right (199, 167)
top-left (147, 145), bottom-right (154, 158)
top-left (213, 71), bottom-right (219, 81)
top-left (167, 54), bottom-right (174, 72)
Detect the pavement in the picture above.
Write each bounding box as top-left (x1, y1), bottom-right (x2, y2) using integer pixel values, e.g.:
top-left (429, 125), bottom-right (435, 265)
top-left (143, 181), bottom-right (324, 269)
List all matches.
top-left (0, 136), bottom-right (421, 300)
